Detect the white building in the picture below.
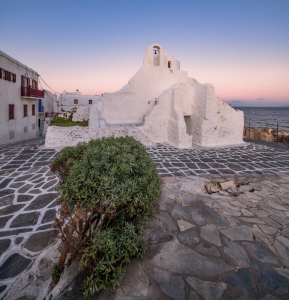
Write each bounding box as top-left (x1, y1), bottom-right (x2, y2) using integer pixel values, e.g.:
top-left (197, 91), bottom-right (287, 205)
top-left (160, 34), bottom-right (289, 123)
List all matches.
top-left (58, 90), bottom-right (100, 111)
top-left (46, 44), bottom-right (244, 148)
top-left (39, 90), bottom-right (58, 136)
top-left (0, 50), bottom-right (57, 145)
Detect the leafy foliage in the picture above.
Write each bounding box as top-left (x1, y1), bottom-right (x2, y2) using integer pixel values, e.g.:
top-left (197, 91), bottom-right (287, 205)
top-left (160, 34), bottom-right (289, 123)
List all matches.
top-left (50, 136), bottom-right (161, 297)
top-left (80, 222), bottom-right (145, 296)
top-left (49, 115), bottom-right (88, 127)
top-left (52, 263), bottom-right (64, 281)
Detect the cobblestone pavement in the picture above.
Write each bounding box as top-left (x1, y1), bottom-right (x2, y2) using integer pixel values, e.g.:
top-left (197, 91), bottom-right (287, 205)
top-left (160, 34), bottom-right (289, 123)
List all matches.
top-left (50, 173), bottom-right (289, 300)
top-left (1, 138), bottom-right (289, 299)
top-left (148, 142), bottom-right (289, 177)
top-left (0, 138), bottom-right (60, 299)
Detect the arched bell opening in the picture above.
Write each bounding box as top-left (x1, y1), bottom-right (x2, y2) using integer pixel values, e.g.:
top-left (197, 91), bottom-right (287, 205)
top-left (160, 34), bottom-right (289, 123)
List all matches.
top-left (153, 46), bottom-right (160, 66)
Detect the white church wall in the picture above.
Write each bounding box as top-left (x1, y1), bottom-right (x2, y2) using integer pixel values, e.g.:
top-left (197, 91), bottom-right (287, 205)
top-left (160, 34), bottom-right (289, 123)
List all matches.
top-left (200, 84), bottom-right (244, 146)
top-left (168, 89), bottom-right (192, 148)
top-left (138, 90), bottom-right (172, 142)
top-left (101, 64), bottom-right (188, 125)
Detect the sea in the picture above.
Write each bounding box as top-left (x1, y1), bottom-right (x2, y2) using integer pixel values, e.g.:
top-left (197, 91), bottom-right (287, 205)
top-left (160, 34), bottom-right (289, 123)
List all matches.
top-left (234, 107), bottom-right (289, 131)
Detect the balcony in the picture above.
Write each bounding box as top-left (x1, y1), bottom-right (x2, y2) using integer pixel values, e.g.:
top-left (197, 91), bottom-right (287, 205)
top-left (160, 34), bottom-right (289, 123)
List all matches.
top-left (21, 86), bottom-right (44, 99)
top-left (45, 112), bottom-right (59, 118)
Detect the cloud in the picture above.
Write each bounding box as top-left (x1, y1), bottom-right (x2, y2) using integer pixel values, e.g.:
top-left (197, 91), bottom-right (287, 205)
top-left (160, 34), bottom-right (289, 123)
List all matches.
top-left (255, 97), bottom-right (266, 101)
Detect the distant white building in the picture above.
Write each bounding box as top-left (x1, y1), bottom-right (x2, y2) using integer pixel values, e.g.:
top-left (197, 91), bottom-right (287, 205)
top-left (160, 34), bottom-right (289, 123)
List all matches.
top-left (58, 90), bottom-right (100, 111)
top-left (39, 90), bottom-right (58, 136)
top-left (0, 50), bottom-right (57, 145)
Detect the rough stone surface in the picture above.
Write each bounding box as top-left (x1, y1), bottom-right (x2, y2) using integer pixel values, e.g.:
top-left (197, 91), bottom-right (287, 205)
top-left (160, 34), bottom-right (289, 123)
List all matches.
top-left (158, 196), bottom-right (175, 211)
top-left (118, 260), bottom-right (150, 297)
top-left (0, 239), bottom-right (11, 256)
top-left (41, 209), bottom-right (56, 224)
top-left (0, 215), bottom-right (12, 229)
top-left (178, 230), bottom-right (199, 245)
top-left (180, 194), bottom-right (200, 206)
top-left (17, 195), bottom-right (33, 202)
top-left (146, 240), bottom-right (233, 277)
top-left (222, 237), bottom-right (250, 267)
top-left (0, 204), bottom-right (25, 216)
top-left (202, 205), bottom-right (230, 227)
top-left (274, 268), bottom-right (289, 279)
top-left (252, 260), bottom-right (288, 295)
top-left (24, 230), bottom-right (56, 252)
top-left (159, 212), bottom-right (177, 232)
top-left (196, 243), bottom-right (221, 257)
top-left (177, 219), bottom-right (195, 231)
top-left (0, 253), bottom-right (32, 280)
top-left (200, 224), bottom-right (221, 246)
top-left (259, 225), bottom-right (278, 235)
top-left (171, 204), bottom-right (190, 219)
top-left (225, 268), bottom-right (258, 296)
top-left (10, 212), bottom-right (39, 228)
top-left (150, 269), bottom-right (185, 300)
top-left (281, 227), bottom-right (289, 238)
top-left (243, 243), bottom-right (281, 265)
top-left (191, 209), bottom-right (206, 225)
top-left (220, 181), bottom-right (235, 191)
top-left (189, 291), bottom-right (200, 300)
top-left (272, 215), bottom-right (289, 225)
top-left (186, 277), bottom-right (227, 300)
top-left (261, 295), bottom-right (282, 300)
top-left (0, 194), bottom-right (14, 207)
top-left (276, 236), bottom-right (289, 247)
top-left (141, 227), bottom-right (171, 243)
top-left (262, 217), bottom-right (283, 229)
top-left (24, 193), bottom-right (57, 211)
top-left (220, 226), bottom-right (253, 241)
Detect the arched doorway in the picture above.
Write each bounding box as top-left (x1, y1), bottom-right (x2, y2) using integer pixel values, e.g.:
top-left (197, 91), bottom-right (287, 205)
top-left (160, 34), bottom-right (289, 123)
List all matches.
top-left (153, 46), bottom-right (160, 66)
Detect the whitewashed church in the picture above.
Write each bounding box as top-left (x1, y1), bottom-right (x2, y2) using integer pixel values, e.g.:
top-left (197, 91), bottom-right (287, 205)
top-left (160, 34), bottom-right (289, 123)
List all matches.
top-left (45, 44), bottom-right (244, 148)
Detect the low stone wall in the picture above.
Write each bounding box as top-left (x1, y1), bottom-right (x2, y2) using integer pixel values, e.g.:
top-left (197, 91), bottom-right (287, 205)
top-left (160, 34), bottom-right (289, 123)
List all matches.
top-left (45, 126), bottom-right (91, 147)
top-left (243, 126), bottom-right (289, 145)
top-left (45, 124), bottom-right (154, 148)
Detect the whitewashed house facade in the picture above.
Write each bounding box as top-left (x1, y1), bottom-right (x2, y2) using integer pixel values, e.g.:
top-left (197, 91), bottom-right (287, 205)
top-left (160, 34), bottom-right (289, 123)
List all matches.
top-left (58, 90), bottom-right (100, 111)
top-left (0, 50), bottom-right (57, 145)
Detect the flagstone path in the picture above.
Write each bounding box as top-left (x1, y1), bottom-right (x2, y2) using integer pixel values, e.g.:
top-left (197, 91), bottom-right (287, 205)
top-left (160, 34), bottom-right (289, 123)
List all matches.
top-left (148, 142), bottom-right (289, 177)
top-left (0, 138), bottom-right (289, 300)
top-left (48, 172), bottom-right (289, 300)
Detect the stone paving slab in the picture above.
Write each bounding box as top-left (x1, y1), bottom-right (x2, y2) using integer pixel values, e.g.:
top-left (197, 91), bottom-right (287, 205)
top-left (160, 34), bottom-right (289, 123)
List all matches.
top-left (1, 138), bottom-right (289, 299)
top-left (148, 142), bottom-right (289, 177)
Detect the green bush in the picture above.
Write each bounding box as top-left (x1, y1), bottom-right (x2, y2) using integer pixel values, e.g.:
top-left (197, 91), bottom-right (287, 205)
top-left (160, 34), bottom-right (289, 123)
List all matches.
top-left (51, 136), bottom-right (161, 297)
top-left (49, 115), bottom-right (88, 127)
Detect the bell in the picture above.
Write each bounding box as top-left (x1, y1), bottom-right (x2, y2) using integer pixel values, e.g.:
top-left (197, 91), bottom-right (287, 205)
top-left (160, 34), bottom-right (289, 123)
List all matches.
top-left (154, 50), bottom-right (157, 54)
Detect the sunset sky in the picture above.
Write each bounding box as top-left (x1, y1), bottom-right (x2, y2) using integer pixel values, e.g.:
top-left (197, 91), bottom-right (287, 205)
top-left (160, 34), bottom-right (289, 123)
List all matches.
top-left (1, 0), bottom-right (288, 107)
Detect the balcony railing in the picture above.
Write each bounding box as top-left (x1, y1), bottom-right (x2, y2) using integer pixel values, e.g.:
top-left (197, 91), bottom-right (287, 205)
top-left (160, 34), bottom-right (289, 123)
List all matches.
top-left (21, 86), bottom-right (44, 98)
top-left (45, 112), bottom-right (59, 118)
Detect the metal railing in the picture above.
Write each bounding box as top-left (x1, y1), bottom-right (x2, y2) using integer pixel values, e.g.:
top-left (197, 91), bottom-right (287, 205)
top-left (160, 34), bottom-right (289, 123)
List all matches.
top-left (45, 112), bottom-right (59, 118)
top-left (21, 86), bottom-right (44, 98)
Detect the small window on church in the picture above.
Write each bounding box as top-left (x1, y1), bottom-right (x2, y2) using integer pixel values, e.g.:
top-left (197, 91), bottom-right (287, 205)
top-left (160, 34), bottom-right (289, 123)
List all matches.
top-left (89, 100), bottom-right (92, 104)
top-left (74, 99), bottom-right (78, 104)
top-left (168, 61), bottom-right (171, 68)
